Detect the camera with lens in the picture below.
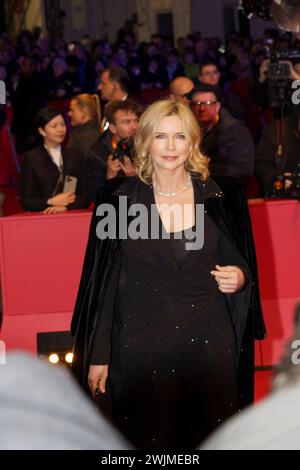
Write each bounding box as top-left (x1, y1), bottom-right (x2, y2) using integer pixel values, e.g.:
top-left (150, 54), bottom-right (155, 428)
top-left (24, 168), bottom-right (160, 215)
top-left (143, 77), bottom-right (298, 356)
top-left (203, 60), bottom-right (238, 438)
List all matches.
top-left (112, 137), bottom-right (136, 163)
top-left (286, 163), bottom-right (300, 199)
top-left (267, 62), bottom-right (290, 81)
top-left (270, 163), bottom-right (300, 199)
top-left (267, 49), bottom-right (300, 79)
top-left (265, 48), bottom-right (300, 110)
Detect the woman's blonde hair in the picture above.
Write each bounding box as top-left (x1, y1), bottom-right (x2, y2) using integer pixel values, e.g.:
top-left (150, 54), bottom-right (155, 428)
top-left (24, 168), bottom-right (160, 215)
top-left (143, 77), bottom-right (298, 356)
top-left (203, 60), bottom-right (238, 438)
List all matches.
top-left (72, 93), bottom-right (102, 132)
top-left (134, 99), bottom-right (210, 184)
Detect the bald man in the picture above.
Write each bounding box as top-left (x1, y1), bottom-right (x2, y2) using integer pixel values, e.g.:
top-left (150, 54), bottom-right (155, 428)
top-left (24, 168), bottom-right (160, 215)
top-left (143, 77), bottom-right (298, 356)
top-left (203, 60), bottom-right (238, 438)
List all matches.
top-left (169, 76), bottom-right (194, 104)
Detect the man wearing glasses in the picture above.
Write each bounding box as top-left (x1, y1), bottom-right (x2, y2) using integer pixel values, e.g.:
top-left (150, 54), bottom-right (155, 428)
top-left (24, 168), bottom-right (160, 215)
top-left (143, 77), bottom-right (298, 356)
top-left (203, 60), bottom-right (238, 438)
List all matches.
top-left (190, 83), bottom-right (254, 185)
top-left (197, 62), bottom-right (244, 120)
top-left (198, 62), bottom-right (222, 87)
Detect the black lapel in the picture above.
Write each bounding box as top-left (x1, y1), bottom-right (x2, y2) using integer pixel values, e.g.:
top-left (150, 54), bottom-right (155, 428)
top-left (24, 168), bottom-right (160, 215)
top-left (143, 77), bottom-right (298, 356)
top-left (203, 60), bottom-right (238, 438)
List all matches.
top-left (193, 176), bottom-right (239, 249)
top-left (40, 146), bottom-right (61, 175)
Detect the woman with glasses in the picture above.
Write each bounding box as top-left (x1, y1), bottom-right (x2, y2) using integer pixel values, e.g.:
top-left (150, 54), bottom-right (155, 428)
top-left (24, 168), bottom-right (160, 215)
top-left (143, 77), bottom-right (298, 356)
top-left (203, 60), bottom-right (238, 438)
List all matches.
top-left (20, 107), bottom-right (89, 213)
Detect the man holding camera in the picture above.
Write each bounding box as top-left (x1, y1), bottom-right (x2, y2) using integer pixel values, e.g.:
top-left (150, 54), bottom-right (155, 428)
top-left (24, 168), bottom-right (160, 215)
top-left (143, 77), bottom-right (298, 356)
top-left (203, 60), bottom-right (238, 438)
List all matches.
top-left (252, 57), bottom-right (300, 113)
top-left (86, 100), bottom-right (141, 202)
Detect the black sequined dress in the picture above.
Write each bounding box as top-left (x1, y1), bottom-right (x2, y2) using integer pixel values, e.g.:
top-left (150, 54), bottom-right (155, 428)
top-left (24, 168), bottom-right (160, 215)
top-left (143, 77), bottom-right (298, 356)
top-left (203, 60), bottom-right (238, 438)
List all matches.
top-left (90, 180), bottom-right (250, 449)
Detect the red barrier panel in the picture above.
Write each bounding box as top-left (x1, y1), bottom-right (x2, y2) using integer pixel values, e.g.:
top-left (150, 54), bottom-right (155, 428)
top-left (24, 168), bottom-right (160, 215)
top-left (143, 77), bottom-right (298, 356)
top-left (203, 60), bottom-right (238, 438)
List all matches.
top-left (0, 211), bottom-right (91, 352)
top-left (0, 200), bottom-right (299, 365)
top-left (249, 199), bottom-right (300, 366)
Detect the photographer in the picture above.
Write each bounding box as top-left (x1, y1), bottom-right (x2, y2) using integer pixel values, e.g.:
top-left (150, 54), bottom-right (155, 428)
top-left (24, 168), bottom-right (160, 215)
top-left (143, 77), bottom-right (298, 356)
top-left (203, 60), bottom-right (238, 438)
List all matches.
top-left (86, 100), bottom-right (141, 202)
top-left (252, 57), bottom-right (300, 114)
top-left (255, 107), bottom-right (300, 196)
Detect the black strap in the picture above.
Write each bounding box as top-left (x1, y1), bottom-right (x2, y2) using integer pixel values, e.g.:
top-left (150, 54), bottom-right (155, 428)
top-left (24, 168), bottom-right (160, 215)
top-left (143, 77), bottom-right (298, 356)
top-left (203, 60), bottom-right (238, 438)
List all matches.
top-left (275, 119), bottom-right (286, 174)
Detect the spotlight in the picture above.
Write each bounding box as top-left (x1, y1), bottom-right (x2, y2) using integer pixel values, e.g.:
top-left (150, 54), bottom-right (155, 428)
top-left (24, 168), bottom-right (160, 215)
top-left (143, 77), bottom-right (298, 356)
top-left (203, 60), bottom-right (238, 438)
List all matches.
top-left (65, 352), bottom-right (73, 364)
top-left (271, 0), bottom-right (300, 34)
top-left (37, 331), bottom-right (74, 367)
top-left (49, 353), bottom-right (59, 364)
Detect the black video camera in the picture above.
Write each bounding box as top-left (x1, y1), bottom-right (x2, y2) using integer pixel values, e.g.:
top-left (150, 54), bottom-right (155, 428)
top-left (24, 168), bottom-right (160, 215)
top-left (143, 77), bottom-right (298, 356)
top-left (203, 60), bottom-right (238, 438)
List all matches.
top-left (112, 137), bottom-right (136, 163)
top-left (267, 49), bottom-right (300, 81)
top-left (264, 48), bottom-right (300, 110)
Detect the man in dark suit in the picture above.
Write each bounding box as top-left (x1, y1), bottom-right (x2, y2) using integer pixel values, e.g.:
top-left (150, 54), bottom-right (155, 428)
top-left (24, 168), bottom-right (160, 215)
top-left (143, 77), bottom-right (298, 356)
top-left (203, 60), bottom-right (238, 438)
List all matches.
top-left (98, 67), bottom-right (132, 132)
top-left (98, 67), bottom-right (130, 103)
top-left (190, 84), bottom-right (255, 186)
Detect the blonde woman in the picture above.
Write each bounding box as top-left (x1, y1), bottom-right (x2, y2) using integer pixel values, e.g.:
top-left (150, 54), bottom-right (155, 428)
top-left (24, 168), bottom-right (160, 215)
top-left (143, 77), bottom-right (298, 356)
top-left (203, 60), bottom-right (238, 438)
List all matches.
top-left (68, 93), bottom-right (101, 157)
top-left (71, 99), bottom-right (265, 449)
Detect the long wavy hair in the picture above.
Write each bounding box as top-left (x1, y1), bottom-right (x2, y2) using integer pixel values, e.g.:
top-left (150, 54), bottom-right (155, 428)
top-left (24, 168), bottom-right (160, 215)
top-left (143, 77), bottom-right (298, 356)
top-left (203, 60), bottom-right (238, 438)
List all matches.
top-left (134, 99), bottom-right (210, 184)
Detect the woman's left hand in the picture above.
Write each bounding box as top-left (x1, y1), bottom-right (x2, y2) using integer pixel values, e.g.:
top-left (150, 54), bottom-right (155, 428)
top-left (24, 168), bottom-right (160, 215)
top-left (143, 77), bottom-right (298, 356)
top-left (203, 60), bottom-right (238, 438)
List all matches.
top-left (210, 265), bottom-right (245, 293)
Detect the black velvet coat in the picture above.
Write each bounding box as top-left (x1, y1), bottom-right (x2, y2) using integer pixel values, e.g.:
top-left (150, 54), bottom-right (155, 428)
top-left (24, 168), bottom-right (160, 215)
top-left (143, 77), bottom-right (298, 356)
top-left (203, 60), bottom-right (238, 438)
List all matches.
top-left (71, 175), bottom-right (266, 408)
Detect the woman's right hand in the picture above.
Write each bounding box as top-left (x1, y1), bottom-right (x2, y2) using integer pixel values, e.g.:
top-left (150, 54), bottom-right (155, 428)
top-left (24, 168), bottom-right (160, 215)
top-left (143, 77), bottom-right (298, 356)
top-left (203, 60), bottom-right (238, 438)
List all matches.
top-left (88, 364), bottom-right (109, 397)
top-left (48, 192), bottom-right (76, 207)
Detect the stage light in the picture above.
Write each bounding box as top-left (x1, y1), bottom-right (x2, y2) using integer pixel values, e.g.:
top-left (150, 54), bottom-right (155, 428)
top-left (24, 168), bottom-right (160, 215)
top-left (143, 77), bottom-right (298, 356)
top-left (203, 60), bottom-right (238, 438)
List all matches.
top-left (65, 352), bottom-right (73, 364)
top-left (271, 0), bottom-right (300, 34)
top-left (49, 353), bottom-right (59, 364)
top-left (37, 331), bottom-right (74, 367)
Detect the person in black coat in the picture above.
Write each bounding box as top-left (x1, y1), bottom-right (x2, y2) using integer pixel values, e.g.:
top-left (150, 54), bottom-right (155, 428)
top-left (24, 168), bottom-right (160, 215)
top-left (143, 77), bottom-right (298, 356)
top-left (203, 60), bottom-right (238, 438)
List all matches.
top-left (11, 56), bottom-right (46, 153)
top-left (190, 83), bottom-right (255, 186)
top-left (255, 111), bottom-right (300, 196)
top-left (20, 107), bottom-right (89, 213)
top-left (71, 100), bottom-right (265, 449)
top-left (68, 93), bottom-right (101, 158)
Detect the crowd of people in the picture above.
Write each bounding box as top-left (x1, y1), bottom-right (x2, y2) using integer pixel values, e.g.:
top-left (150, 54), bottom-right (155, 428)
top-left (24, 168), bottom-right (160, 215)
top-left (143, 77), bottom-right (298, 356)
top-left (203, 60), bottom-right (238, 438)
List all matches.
top-left (1, 22), bottom-right (300, 205)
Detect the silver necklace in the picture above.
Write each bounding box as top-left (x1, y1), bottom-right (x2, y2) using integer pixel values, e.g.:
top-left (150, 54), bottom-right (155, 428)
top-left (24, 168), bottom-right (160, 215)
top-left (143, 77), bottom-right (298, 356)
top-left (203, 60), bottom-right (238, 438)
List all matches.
top-left (155, 174), bottom-right (192, 197)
